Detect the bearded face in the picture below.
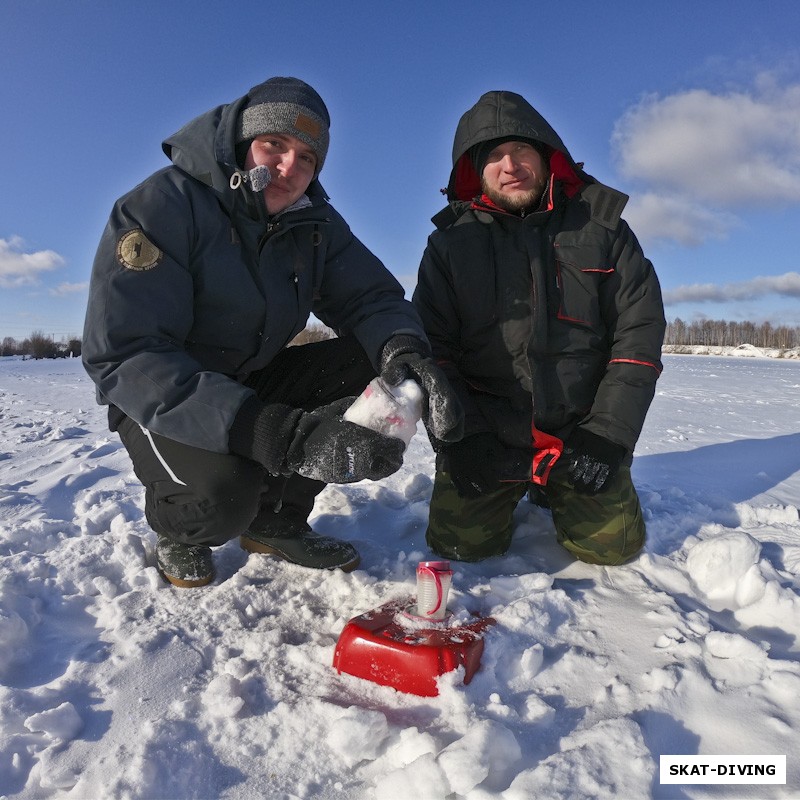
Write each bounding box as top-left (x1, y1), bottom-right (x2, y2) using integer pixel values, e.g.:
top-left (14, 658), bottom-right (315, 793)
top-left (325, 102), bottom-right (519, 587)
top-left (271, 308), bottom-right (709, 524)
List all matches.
top-left (480, 141), bottom-right (549, 213)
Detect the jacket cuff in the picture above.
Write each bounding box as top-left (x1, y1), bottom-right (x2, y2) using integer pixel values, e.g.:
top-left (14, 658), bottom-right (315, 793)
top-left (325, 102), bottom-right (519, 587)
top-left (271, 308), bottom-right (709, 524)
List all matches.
top-left (379, 334), bottom-right (431, 371)
top-left (228, 395), bottom-right (303, 474)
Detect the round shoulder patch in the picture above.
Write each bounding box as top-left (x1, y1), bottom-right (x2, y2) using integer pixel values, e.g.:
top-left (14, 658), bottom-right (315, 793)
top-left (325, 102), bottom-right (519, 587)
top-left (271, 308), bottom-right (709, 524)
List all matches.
top-left (117, 229), bottom-right (163, 271)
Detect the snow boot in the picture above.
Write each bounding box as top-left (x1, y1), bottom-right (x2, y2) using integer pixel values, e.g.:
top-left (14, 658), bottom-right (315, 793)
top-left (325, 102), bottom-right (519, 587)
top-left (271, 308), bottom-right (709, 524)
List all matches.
top-left (240, 519), bottom-right (360, 572)
top-left (156, 535), bottom-right (214, 588)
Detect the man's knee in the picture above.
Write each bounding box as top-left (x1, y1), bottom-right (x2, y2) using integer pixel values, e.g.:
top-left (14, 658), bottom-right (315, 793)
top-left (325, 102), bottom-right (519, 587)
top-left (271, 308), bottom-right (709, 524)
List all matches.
top-left (118, 417), bottom-right (266, 546)
top-left (147, 473), bottom-right (262, 547)
top-left (560, 530), bottom-right (645, 565)
top-left (426, 523), bottom-right (513, 562)
top-left (549, 467), bottom-right (646, 566)
top-left (426, 469), bottom-right (521, 561)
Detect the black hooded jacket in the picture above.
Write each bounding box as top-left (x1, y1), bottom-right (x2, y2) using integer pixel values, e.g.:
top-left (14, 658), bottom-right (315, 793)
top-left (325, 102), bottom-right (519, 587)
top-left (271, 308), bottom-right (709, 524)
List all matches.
top-left (82, 88), bottom-right (425, 453)
top-left (413, 91), bottom-right (665, 484)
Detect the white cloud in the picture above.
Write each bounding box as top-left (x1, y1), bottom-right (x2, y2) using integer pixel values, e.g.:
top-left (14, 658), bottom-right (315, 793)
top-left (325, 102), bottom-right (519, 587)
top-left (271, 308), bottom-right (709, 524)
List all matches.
top-left (614, 81), bottom-right (800, 206)
top-left (663, 271), bottom-right (800, 305)
top-left (612, 77), bottom-right (800, 245)
top-left (49, 282), bottom-right (89, 296)
top-left (0, 236), bottom-right (65, 288)
top-left (623, 192), bottom-right (738, 247)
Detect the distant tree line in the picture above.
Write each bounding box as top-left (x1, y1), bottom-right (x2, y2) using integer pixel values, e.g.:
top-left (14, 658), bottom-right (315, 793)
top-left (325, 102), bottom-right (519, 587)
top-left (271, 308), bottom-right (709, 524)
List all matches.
top-left (1, 331), bottom-right (82, 359)
top-left (295, 320), bottom-right (800, 350)
top-left (664, 319), bottom-right (800, 350)
top-left (0, 323), bottom-right (334, 360)
top-left (0, 323), bottom-right (335, 361)
top-left (3, 319), bottom-right (798, 360)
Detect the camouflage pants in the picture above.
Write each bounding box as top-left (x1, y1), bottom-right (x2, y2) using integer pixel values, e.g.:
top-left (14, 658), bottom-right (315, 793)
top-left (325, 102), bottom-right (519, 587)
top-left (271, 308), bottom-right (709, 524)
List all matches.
top-left (426, 460), bottom-right (645, 566)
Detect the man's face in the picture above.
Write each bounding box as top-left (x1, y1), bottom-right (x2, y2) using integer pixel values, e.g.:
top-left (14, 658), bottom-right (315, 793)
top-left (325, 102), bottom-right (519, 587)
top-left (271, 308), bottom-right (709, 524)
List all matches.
top-left (481, 140), bottom-right (548, 212)
top-left (245, 133), bottom-right (318, 214)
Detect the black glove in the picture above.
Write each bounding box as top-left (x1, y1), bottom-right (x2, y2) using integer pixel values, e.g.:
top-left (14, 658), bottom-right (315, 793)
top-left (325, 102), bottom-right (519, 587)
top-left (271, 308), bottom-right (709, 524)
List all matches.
top-left (380, 335), bottom-right (464, 444)
top-left (442, 432), bottom-right (504, 498)
top-left (229, 396), bottom-right (404, 483)
top-left (287, 398), bottom-right (406, 482)
top-left (563, 428), bottom-right (626, 495)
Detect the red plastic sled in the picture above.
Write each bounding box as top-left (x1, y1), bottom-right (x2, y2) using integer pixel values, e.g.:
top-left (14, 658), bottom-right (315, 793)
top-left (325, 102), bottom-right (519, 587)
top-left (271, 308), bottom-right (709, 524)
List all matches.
top-left (332, 599), bottom-right (495, 697)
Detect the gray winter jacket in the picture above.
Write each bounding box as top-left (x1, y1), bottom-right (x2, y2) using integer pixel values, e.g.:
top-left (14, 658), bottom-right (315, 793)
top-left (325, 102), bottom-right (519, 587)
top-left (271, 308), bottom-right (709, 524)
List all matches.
top-left (83, 91), bottom-right (424, 453)
top-left (414, 91), bottom-right (665, 484)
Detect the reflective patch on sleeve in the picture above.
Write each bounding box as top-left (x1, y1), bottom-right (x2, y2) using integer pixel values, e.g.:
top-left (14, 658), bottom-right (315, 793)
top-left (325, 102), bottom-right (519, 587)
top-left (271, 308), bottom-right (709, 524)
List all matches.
top-left (116, 229), bottom-right (163, 271)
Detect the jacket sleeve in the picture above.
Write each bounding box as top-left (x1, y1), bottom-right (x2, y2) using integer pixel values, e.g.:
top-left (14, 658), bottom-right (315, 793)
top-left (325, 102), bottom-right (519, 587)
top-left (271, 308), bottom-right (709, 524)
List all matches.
top-left (412, 234), bottom-right (489, 438)
top-left (581, 220), bottom-right (666, 450)
top-left (311, 207), bottom-right (427, 366)
top-left (81, 178), bottom-right (253, 452)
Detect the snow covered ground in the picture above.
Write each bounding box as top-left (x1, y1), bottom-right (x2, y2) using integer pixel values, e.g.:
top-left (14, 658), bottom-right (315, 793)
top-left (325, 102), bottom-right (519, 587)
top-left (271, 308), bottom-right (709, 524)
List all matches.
top-left (1, 351), bottom-right (799, 799)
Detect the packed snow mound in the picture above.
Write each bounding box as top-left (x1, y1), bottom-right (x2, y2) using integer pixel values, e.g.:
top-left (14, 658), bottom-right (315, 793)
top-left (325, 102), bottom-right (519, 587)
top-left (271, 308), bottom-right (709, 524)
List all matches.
top-left (662, 343), bottom-right (800, 359)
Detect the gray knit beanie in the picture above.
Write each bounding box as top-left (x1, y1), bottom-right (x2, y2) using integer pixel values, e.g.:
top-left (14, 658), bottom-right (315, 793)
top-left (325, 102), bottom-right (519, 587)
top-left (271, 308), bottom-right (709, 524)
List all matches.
top-left (237, 77), bottom-right (330, 175)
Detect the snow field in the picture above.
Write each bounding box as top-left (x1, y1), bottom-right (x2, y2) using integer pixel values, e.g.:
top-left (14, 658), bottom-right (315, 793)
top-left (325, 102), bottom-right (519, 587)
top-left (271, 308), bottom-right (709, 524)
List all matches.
top-left (1, 353), bottom-right (799, 798)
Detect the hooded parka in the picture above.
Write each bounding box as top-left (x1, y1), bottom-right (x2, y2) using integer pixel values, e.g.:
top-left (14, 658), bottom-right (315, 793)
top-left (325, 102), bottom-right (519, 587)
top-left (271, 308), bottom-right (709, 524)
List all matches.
top-left (83, 88), bottom-right (425, 454)
top-left (413, 91), bottom-right (665, 484)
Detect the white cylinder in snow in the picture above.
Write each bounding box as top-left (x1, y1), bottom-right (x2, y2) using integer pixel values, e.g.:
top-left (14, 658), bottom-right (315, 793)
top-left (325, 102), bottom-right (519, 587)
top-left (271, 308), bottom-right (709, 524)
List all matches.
top-left (342, 377), bottom-right (423, 447)
top-left (415, 560), bottom-right (453, 621)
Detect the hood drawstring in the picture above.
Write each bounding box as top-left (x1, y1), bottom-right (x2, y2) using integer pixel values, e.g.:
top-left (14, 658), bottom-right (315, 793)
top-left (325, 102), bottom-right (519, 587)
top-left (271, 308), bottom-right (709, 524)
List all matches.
top-left (227, 169), bottom-right (266, 245)
top-left (229, 168), bottom-right (271, 241)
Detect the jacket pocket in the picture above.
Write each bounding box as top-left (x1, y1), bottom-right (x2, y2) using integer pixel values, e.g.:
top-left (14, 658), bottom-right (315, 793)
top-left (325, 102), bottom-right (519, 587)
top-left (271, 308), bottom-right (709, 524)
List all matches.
top-left (554, 244), bottom-right (613, 328)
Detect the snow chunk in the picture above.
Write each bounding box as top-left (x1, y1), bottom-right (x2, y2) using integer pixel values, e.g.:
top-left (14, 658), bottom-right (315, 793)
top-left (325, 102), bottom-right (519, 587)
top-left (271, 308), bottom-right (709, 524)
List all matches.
top-left (522, 693), bottom-right (556, 724)
top-left (686, 531), bottom-right (760, 607)
top-left (24, 702), bottom-right (83, 742)
top-left (504, 717), bottom-right (652, 799)
top-left (702, 631), bottom-right (769, 687)
top-left (488, 573), bottom-right (553, 604)
top-left (374, 753), bottom-right (449, 800)
top-left (437, 720), bottom-right (521, 794)
top-left (735, 502), bottom-right (799, 526)
top-left (520, 643), bottom-right (545, 678)
top-left (383, 726), bottom-right (438, 769)
top-left (326, 707), bottom-right (390, 768)
top-left (735, 578), bottom-right (800, 640)
top-left (402, 472), bottom-right (433, 502)
top-left (201, 673), bottom-right (245, 718)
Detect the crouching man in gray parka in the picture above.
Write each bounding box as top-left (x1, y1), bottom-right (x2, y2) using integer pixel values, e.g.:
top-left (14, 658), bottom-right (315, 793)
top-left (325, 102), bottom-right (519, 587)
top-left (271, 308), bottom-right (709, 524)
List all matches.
top-left (83, 77), bottom-right (463, 587)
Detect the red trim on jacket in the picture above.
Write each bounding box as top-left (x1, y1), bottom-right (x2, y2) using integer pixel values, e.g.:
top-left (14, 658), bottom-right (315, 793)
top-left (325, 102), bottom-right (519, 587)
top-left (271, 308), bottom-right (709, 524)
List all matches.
top-left (556, 313), bottom-right (591, 324)
top-left (554, 260), bottom-right (616, 324)
top-left (471, 190), bottom-right (556, 215)
top-left (471, 194), bottom-right (511, 214)
top-left (609, 357), bottom-right (663, 374)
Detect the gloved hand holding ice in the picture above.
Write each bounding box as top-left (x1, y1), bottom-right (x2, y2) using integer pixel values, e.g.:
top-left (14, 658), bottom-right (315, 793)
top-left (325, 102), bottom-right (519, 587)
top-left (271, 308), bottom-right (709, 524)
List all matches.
top-left (343, 378), bottom-right (423, 448)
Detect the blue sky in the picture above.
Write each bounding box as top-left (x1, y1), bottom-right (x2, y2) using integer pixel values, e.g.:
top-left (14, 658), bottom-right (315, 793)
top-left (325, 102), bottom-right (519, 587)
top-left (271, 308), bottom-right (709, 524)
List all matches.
top-left (2, 1), bottom-right (800, 342)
